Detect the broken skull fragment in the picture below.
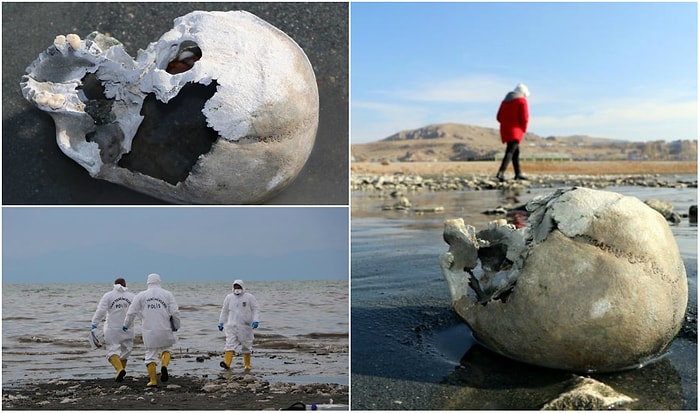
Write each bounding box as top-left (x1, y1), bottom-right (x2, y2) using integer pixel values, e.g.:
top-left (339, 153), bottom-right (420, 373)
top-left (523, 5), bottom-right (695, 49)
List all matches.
top-left (20, 10), bottom-right (319, 204)
top-left (439, 187), bottom-right (688, 372)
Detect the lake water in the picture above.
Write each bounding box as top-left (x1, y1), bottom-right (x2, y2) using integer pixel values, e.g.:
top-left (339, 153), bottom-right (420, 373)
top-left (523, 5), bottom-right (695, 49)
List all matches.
top-left (351, 185), bottom-right (697, 409)
top-left (2, 280), bottom-right (348, 386)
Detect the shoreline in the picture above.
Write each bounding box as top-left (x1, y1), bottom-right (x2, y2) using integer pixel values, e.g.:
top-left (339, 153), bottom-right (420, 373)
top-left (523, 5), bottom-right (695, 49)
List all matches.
top-left (352, 160), bottom-right (698, 176)
top-left (2, 374), bottom-right (348, 410)
top-left (352, 161), bottom-right (697, 195)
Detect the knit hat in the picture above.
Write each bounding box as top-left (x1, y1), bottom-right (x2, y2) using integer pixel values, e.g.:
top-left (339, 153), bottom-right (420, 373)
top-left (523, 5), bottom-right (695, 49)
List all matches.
top-left (514, 83), bottom-right (530, 97)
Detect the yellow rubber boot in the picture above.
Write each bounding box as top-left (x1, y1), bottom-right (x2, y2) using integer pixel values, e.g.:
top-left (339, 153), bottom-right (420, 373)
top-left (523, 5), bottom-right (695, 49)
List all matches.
top-left (109, 355), bottom-right (126, 382)
top-left (121, 359), bottom-right (128, 369)
top-left (244, 353), bottom-right (251, 370)
top-left (161, 351), bottom-right (170, 382)
top-left (220, 351), bottom-right (234, 369)
top-left (146, 362), bottom-right (158, 387)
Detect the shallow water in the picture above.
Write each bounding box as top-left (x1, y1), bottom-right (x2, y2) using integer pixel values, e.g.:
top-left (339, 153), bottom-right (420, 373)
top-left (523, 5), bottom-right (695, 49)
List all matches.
top-left (2, 280), bottom-right (348, 385)
top-left (351, 185), bottom-right (697, 409)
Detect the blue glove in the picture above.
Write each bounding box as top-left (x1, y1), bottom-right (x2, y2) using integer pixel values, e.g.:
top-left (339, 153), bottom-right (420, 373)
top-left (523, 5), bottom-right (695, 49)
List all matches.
top-left (252, 321), bottom-right (259, 329)
top-left (218, 323), bottom-right (224, 331)
top-left (122, 325), bottom-right (128, 332)
top-left (91, 324), bottom-right (97, 330)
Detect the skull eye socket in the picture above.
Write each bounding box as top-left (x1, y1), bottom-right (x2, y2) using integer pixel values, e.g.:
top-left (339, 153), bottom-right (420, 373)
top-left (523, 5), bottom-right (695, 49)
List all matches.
top-left (165, 41), bottom-right (202, 74)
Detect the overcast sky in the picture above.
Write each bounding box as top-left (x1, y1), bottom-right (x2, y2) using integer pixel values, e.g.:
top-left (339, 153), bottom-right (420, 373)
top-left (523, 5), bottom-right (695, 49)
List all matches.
top-left (3, 207), bottom-right (348, 283)
top-left (351, 2), bottom-right (698, 143)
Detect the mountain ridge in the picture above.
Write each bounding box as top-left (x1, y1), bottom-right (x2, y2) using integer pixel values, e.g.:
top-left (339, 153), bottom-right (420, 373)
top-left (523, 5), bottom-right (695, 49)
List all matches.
top-left (351, 123), bottom-right (697, 162)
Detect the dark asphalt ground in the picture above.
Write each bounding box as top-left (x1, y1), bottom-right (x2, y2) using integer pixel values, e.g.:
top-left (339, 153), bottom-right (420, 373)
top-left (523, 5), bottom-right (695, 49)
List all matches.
top-left (2, 2), bottom-right (348, 205)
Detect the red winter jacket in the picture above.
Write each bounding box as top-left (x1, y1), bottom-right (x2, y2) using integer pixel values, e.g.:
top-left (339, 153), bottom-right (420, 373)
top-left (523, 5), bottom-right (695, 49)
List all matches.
top-left (496, 92), bottom-right (529, 143)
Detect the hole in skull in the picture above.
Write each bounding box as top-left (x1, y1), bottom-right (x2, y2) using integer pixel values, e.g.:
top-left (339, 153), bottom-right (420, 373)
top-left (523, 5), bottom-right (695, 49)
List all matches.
top-left (166, 41), bottom-right (202, 74)
top-left (477, 244), bottom-right (510, 273)
top-left (78, 73), bottom-right (114, 125)
top-left (81, 73), bottom-right (123, 164)
top-left (117, 81), bottom-right (219, 185)
top-left (86, 124), bottom-right (125, 164)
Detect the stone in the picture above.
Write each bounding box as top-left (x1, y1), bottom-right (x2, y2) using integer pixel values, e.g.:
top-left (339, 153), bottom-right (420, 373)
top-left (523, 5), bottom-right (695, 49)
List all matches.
top-left (645, 199), bottom-right (681, 224)
top-left (201, 383), bottom-right (222, 393)
top-left (542, 377), bottom-right (635, 410)
top-left (690, 205), bottom-right (697, 224)
top-left (20, 11), bottom-right (318, 204)
top-left (440, 187), bottom-right (688, 372)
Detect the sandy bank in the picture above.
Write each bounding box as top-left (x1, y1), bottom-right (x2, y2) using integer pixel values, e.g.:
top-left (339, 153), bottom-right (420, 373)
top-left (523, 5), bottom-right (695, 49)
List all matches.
top-left (352, 161), bottom-right (697, 176)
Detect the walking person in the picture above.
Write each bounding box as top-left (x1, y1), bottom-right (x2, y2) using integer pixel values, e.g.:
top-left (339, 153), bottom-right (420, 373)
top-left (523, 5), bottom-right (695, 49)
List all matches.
top-left (123, 273), bottom-right (181, 387)
top-left (90, 278), bottom-right (135, 382)
top-left (496, 83), bottom-right (530, 182)
top-left (218, 279), bottom-right (260, 371)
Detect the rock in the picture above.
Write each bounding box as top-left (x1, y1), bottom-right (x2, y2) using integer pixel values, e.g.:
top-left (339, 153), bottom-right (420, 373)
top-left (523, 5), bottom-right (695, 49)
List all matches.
top-left (542, 377), bottom-right (635, 410)
top-left (393, 196), bottom-right (411, 210)
top-left (440, 187), bottom-right (688, 372)
top-left (645, 199), bottom-right (681, 224)
top-left (202, 383), bottom-right (222, 393)
top-left (413, 205), bottom-right (445, 214)
top-left (690, 205), bottom-right (697, 224)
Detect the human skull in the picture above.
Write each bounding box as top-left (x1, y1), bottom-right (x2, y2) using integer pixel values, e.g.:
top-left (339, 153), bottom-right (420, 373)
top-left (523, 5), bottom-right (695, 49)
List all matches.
top-left (20, 10), bottom-right (319, 204)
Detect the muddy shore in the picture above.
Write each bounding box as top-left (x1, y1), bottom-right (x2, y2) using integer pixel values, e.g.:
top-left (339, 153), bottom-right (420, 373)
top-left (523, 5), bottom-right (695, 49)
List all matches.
top-left (2, 373), bottom-right (348, 410)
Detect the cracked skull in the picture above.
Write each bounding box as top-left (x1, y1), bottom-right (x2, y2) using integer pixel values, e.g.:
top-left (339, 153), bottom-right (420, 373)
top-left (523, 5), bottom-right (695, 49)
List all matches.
top-left (20, 10), bottom-right (319, 204)
top-left (439, 187), bottom-right (687, 372)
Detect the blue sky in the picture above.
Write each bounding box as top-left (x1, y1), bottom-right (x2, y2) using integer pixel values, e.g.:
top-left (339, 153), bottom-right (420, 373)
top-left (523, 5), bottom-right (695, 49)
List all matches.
top-left (3, 207), bottom-right (348, 283)
top-left (351, 2), bottom-right (698, 143)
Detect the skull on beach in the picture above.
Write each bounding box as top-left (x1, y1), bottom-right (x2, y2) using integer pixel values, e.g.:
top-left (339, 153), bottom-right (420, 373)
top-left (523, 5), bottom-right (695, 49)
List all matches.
top-left (20, 10), bottom-right (319, 204)
top-left (439, 187), bottom-right (688, 372)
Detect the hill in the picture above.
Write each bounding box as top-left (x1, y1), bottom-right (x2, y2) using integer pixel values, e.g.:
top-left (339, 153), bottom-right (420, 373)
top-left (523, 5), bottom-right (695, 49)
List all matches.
top-left (351, 123), bottom-right (697, 162)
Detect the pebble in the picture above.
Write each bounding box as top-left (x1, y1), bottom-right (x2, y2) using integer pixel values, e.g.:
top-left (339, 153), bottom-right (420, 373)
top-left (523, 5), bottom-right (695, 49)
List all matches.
top-left (202, 383), bottom-right (222, 393)
top-left (352, 173), bottom-right (697, 193)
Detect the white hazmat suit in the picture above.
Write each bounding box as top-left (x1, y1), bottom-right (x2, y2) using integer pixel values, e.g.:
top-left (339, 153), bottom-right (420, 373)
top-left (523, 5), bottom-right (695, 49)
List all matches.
top-left (91, 281), bottom-right (135, 381)
top-left (92, 283), bottom-right (136, 359)
top-left (124, 273), bottom-right (181, 386)
top-left (218, 279), bottom-right (260, 369)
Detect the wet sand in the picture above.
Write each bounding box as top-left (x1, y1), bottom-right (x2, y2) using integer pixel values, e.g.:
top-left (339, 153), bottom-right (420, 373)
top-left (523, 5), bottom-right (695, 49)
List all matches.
top-left (2, 374), bottom-right (348, 410)
top-left (350, 184), bottom-right (697, 410)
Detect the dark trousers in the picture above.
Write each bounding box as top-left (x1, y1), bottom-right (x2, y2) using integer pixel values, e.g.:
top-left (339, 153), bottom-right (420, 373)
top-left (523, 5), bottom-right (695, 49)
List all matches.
top-left (497, 141), bottom-right (521, 175)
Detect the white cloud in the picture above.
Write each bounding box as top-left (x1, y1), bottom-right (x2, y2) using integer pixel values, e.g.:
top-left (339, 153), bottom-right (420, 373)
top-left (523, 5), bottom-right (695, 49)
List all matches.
top-left (534, 98), bottom-right (697, 140)
top-left (351, 101), bottom-right (433, 142)
top-left (395, 74), bottom-right (517, 103)
top-left (352, 73), bottom-right (697, 143)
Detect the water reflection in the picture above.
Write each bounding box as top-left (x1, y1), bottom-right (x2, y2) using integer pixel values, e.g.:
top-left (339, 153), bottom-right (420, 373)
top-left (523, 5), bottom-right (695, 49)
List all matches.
top-left (430, 343), bottom-right (684, 410)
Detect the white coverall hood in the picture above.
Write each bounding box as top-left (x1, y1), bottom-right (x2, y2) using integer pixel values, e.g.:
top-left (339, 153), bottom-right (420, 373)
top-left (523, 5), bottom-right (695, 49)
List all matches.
top-left (113, 284), bottom-right (128, 293)
top-left (232, 279), bottom-right (245, 292)
top-left (147, 273), bottom-right (162, 286)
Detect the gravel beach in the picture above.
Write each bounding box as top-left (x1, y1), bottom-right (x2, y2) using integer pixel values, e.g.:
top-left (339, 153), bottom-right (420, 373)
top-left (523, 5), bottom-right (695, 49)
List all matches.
top-left (2, 374), bottom-right (348, 410)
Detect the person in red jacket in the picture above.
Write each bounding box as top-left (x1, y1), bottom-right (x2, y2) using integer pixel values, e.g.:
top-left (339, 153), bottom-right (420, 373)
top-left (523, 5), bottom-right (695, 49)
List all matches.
top-left (496, 83), bottom-right (530, 182)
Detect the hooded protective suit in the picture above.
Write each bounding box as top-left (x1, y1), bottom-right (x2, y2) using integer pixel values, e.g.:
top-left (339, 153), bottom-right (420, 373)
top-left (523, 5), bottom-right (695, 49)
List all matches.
top-left (497, 83), bottom-right (530, 143)
top-left (124, 273), bottom-right (181, 350)
top-left (219, 279), bottom-right (260, 353)
top-left (91, 283), bottom-right (135, 359)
